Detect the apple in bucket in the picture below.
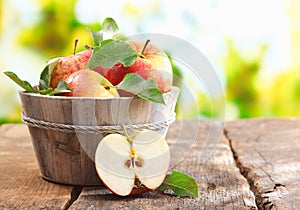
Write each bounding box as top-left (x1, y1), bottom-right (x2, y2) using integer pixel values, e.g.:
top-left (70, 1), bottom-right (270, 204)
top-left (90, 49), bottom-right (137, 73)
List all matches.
top-left (50, 39), bottom-right (173, 97)
top-left (93, 40), bottom-right (173, 94)
top-left (64, 69), bottom-right (119, 97)
top-left (49, 39), bottom-right (173, 96)
top-left (49, 49), bottom-right (93, 88)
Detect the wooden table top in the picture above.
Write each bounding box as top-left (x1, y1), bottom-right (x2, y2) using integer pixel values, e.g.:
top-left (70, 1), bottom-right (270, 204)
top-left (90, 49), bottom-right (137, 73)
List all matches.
top-left (0, 119), bottom-right (299, 209)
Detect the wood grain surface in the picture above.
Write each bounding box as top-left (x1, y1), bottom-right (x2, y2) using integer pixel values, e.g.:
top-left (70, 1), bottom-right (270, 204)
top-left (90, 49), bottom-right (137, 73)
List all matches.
top-left (225, 118), bottom-right (300, 210)
top-left (69, 120), bottom-right (256, 210)
top-left (1, 118), bottom-right (299, 209)
top-left (0, 124), bottom-right (73, 210)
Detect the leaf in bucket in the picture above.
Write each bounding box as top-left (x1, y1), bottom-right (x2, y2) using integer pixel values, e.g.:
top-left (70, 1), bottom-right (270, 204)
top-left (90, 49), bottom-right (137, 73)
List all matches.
top-left (4, 71), bottom-right (36, 93)
top-left (39, 88), bottom-right (54, 95)
top-left (87, 28), bottom-right (103, 47)
top-left (88, 17), bottom-right (119, 46)
top-left (102, 17), bottom-right (119, 40)
top-left (48, 80), bottom-right (71, 95)
top-left (39, 57), bottom-right (61, 89)
top-left (87, 40), bottom-right (138, 69)
top-left (158, 171), bottom-right (199, 198)
top-left (116, 73), bottom-right (165, 104)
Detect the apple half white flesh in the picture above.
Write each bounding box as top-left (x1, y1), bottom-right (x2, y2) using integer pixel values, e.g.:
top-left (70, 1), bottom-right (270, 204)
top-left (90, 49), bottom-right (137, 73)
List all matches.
top-left (95, 130), bottom-right (170, 196)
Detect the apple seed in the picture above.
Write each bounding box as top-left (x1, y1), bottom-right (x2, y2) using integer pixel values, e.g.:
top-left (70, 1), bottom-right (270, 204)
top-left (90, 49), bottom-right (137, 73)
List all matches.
top-left (135, 157), bottom-right (144, 168)
top-left (124, 159), bottom-right (131, 168)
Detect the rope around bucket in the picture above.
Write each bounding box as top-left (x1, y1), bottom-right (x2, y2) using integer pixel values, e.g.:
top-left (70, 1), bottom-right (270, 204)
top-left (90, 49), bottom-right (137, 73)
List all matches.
top-left (21, 112), bottom-right (176, 135)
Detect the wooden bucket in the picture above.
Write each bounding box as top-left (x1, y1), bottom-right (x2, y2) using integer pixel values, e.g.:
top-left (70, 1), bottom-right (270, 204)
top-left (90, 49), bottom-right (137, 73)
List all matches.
top-left (19, 87), bottom-right (179, 186)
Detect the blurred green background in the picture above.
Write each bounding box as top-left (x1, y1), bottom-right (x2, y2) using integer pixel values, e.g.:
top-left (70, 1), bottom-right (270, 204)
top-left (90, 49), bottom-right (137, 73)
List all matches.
top-left (1, 0), bottom-right (300, 123)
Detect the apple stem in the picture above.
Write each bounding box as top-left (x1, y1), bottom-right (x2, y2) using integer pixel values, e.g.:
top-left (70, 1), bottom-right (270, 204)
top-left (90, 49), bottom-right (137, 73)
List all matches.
top-left (140, 39), bottom-right (150, 56)
top-left (84, 44), bottom-right (94, 50)
top-left (121, 124), bottom-right (132, 145)
top-left (73, 39), bottom-right (79, 55)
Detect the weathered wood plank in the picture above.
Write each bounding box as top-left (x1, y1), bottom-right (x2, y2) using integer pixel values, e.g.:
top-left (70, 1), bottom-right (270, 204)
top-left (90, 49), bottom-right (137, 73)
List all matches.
top-left (0, 124), bottom-right (73, 210)
top-left (225, 118), bottom-right (300, 209)
top-left (70, 120), bottom-right (257, 210)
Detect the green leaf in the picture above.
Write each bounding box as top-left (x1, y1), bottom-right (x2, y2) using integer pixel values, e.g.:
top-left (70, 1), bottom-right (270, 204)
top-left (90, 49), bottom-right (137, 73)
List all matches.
top-left (87, 27), bottom-right (103, 46)
top-left (87, 17), bottom-right (119, 46)
top-left (100, 39), bottom-right (114, 46)
top-left (39, 57), bottom-right (61, 89)
top-left (39, 88), bottom-right (54, 95)
top-left (116, 73), bottom-right (165, 104)
top-left (48, 80), bottom-right (71, 95)
top-left (102, 17), bottom-right (119, 40)
top-left (158, 171), bottom-right (199, 198)
top-left (87, 40), bottom-right (138, 69)
top-left (4, 71), bottom-right (36, 93)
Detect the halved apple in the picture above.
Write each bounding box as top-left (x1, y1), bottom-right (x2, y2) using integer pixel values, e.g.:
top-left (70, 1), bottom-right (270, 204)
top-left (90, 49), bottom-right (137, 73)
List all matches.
top-left (95, 130), bottom-right (170, 196)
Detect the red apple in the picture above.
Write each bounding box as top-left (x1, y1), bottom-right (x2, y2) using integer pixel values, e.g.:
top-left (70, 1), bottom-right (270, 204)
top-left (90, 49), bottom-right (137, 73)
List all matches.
top-left (64, 69), bottom-right (119, 98)
top-left (50, 50), bottom-right (92, 88)
top-left (93, 40), bottom-right (173, 94)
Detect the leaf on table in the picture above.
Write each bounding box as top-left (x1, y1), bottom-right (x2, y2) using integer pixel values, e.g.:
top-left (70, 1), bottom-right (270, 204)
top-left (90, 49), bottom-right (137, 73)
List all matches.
top-left (116, 73), bottom-right (165, 104)
top-left (87, 40), bottom-right (137, 69)
top-left (4, 71), bottom-right (36, 93)
top-left (39, 57), bottom-right (61, 89)
top-left (158, 171), bottom-right (199, 198)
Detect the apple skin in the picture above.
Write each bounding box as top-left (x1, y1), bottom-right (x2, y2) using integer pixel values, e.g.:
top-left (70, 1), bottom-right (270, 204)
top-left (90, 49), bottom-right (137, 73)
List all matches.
top-left (93, 40), bottom-right (173, 94)
top-left (128, 185), bottom-right (151, 196)
top-left (63, 69), bottom-right (119, 98)
top-left (100, 177), bottom-right (151, 197)
top-left (50, 50), bottom-right (92, 88)
top-left (50, 40), bottom-right (173, 94)
top-left (112, 182), bottom-right (151, 197)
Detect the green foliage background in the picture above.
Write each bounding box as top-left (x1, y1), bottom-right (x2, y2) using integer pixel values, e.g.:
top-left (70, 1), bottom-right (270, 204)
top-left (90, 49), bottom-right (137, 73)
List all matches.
top-left (1, 0), bottom-right (300, 123)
